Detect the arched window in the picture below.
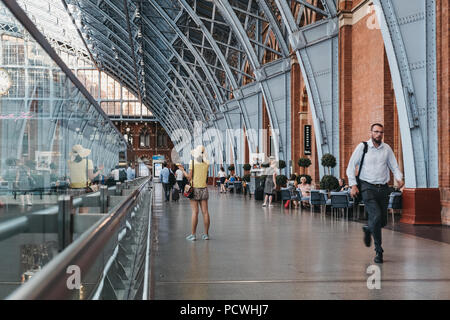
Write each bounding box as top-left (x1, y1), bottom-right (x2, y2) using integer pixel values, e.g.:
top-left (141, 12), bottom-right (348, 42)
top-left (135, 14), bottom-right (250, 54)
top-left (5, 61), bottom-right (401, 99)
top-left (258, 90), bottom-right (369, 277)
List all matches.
top-left (139, 128), bottom-right (150, 148)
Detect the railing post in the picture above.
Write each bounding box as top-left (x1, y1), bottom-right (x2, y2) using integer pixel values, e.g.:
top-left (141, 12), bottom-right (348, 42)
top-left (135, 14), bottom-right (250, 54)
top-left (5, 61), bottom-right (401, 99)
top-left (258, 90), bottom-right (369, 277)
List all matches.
top-left (57, 195), bottom-right (72, 252)
top-left (100, 185), bottom-right (108, 213)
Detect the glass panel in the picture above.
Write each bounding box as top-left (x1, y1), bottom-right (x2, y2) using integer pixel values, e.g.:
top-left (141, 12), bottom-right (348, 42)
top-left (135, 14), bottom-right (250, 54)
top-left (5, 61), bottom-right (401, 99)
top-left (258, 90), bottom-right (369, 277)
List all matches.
top-left (0, 2), bottom-right (125, 299)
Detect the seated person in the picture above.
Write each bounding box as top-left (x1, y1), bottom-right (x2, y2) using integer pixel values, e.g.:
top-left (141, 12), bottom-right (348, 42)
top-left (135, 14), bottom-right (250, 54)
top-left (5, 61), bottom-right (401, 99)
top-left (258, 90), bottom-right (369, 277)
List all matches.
top-left (293, 176), bottom-right (311, 208)
top-left (227, 174), bottom-right (236, 192)
top-left (334, 178), bottom-right (349, 192)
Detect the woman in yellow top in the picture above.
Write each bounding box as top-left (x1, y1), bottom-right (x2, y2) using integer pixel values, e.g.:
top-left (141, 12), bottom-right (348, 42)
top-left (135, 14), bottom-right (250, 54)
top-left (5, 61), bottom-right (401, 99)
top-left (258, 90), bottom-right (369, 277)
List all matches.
top-left (181, 145), bottom-right (210, 241)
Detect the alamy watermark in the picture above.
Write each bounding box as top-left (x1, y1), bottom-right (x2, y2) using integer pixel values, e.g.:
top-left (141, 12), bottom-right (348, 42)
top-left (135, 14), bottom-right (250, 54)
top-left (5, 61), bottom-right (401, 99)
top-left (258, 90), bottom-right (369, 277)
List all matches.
top-left (366, 3), bottom-right (381, 30)
top-left (66, 265), bottom-right (81, 290)
top-left (171, 121), bottom-right (281, 166)
top-left (366, 264), bottom-right (381, 289)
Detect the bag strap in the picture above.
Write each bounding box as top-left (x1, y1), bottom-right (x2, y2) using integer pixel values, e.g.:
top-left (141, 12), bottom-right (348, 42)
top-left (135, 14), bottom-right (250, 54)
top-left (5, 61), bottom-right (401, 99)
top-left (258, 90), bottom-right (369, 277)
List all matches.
top-left (191, 159), bottom-right (195, 188)
top-left (85, 158), bottom-right (89, 188)
top-left (357, 142), bottom-right (369, 182)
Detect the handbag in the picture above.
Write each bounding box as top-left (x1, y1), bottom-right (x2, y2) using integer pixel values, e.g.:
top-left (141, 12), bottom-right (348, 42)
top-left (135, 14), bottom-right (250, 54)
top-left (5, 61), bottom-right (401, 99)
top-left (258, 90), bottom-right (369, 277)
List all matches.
top-left (355, 141), bottom-right (368, 203)
top-left (183, 160), bottom-right (195, 199)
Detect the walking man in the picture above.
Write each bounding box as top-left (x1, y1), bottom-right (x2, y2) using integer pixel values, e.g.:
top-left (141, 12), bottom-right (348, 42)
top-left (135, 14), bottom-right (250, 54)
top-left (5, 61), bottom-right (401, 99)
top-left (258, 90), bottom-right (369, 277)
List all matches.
top-left (346, 123), bottom-right (404, 263)
top-left (160, 162), bottom-right (171, 202)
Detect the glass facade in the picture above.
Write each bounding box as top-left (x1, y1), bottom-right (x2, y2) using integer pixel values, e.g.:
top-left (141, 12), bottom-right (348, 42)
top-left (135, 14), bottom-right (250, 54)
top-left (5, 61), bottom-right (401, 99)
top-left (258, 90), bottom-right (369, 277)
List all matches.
top-left (12, 0), bottom-right (153, 120)
top-left (0, 3), bottom-right (126, 208)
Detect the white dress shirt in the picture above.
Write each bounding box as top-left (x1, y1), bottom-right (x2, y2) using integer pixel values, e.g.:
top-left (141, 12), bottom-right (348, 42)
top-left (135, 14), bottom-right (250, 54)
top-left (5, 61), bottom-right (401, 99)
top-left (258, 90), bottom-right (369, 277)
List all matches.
top-left (346, 139), bottom-right (403, 186)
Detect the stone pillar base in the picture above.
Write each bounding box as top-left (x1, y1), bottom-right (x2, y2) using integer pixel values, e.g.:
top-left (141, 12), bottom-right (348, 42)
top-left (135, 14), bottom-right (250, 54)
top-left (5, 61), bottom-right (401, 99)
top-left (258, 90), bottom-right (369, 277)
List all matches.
top-left (399, 188), bottom-right (442, 225)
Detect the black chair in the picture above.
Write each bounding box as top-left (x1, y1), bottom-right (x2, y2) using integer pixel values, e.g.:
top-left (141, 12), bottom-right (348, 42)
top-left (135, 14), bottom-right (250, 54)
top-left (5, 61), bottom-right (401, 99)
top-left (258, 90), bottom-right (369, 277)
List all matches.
top-left (234, 181), bottom-right (243, 194)
top-left (216, 179), bottom-right (221, 192)
top-left (310, 190), bottom-right (327, 214)
top-left (280, 187), bottom-right (293, 208)
top-left (330, 191), bottom-right (353, 220)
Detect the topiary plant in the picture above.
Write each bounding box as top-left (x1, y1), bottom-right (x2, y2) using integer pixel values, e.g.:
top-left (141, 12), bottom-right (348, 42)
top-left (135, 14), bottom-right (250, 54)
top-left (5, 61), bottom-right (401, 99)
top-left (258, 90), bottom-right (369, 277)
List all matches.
top-left (243, 163), bottom-right (251, 171)
top-left (278, 160), bottom-right (286, 170)
top-left (276, 175), bottom-right (288, 187)
top-left (261, 162), bottom-right (270, 168)
top-left (296, 174), bottom-right (312, 185)
top-left (321, 153), bottom-right (336, 175)
top-left (228, 164), bottom-right (235, 172)
top-left (5, 158), bottom-right (17, 166)
top-left (298, 157), bottom-right (311, 174)
top-left (319, 175), bottom-right (339, 191)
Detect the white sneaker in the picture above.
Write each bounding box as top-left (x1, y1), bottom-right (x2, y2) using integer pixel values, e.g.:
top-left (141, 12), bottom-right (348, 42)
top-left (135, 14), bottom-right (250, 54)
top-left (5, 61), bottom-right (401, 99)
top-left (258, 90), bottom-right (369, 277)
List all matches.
top-left (262, 203), bottom-right (267, 207)
top-left (268, 204), bottom-right (274, 207)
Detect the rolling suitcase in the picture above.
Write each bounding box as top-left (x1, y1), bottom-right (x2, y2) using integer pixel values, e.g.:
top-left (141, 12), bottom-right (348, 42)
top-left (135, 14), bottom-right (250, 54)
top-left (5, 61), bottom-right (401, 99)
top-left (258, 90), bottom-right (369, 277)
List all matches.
top-left (255, 186), bottom-right (264, 200)
top-left (172, 188), bottom-right (180, 201)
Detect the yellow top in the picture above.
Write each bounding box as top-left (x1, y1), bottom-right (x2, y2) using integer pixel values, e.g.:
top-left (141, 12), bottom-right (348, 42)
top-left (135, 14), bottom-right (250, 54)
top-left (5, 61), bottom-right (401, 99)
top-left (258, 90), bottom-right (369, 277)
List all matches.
top-left (189, 160), bottom-right (209, 188)
top-left (67, 158), bottom-right (93, 188)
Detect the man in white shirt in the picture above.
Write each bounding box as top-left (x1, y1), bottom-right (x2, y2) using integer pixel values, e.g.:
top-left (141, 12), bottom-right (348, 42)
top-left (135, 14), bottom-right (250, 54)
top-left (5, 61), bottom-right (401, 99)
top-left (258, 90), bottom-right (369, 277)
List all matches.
top-left (346, 123), bottom-right (404, 264)
top-left (175, 163), bottom-right (185, 193)
top-left (111, 165), bottom-right (120, 183)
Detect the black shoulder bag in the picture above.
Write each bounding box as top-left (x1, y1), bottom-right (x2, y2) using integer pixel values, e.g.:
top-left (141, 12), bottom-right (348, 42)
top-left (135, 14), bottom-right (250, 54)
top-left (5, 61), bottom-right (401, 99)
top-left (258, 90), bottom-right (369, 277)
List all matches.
top-left (355, 141), bottom-right (368, 203)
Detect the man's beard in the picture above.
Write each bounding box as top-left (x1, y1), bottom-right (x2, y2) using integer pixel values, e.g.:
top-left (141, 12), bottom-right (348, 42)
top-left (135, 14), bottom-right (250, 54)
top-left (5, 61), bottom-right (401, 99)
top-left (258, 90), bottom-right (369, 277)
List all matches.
top-left (372, 137), bottom-right (382, 144)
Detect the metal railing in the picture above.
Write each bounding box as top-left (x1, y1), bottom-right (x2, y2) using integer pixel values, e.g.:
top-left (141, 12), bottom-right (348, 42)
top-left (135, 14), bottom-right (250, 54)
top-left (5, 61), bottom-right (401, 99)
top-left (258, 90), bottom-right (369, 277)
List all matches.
top-left (4, 177), bottom-right (152, 299)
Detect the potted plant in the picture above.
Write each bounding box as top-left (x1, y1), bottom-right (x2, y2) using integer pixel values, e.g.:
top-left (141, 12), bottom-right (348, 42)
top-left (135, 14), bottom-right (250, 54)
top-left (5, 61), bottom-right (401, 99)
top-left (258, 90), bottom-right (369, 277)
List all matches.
top-left (278, 160), bottom-right (286, 170)
top-left (276, 175), bottom-right (288, 188)
top-left (319, 175), bottom-right (339, 193)
top-left (321, 153), bottom-right (336, 175)
top-left (274, 174), bottom-right (288, 202)
top-left (5, 158), bottom-right (17, 167)
top-left (243, 163), bottom-right (251, 172)
top-left (298, 157), bottom-right (312, 174)
top-left (228, 164), bottom-right (235, 175)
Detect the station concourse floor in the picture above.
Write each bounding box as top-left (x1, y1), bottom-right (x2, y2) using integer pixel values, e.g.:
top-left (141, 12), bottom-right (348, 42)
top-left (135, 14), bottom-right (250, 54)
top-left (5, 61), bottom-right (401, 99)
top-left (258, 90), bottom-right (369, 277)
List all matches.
top-left (150, 183), bottom-right (450, 300)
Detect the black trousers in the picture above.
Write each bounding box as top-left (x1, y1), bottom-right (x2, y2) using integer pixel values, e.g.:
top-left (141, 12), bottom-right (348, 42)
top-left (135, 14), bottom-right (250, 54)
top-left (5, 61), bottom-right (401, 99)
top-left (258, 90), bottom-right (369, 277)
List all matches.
top-left (162, 183), bottom-right (171, 201)
top-left (177, 180), bottom-right (185, 193)
top-left (360, 180), bottom-right (389, 253)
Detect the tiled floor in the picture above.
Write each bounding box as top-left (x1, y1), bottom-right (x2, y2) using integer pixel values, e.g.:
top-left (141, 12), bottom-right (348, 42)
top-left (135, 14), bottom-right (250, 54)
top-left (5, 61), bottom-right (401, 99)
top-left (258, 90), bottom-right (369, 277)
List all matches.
top-left (150, 184), bottom-right (450, 300)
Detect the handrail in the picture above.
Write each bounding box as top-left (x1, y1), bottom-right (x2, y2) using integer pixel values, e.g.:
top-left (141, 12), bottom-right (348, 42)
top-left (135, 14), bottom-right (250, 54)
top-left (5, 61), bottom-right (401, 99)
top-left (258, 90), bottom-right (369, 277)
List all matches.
top-left (0, 178), bottom-right (147, 242)
top-left (6, 177), bottom-right (150, 300)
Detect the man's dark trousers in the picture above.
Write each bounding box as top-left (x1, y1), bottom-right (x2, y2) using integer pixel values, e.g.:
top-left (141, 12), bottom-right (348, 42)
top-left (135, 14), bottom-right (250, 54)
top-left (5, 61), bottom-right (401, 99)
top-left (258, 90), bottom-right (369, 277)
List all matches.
top-left (360, 180), bottom-right (390, 253)
top-left (177, 180), bottom-right (185, 193)
top-left (163, 183), bottom-right (171, 201)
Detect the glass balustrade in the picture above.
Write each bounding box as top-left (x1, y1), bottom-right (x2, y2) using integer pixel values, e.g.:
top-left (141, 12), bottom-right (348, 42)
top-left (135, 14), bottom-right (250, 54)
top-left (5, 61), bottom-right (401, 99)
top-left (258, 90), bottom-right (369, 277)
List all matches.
top-left (0, 1), bottom-right (127, 298)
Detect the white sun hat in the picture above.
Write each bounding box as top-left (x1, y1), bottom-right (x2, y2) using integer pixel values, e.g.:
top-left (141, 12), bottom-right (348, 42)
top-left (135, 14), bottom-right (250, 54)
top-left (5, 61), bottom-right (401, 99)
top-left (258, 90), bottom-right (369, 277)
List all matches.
top-left (70, 144), bottom-right (91, 158)
top-left (191, 145), bottom-right (208, 162)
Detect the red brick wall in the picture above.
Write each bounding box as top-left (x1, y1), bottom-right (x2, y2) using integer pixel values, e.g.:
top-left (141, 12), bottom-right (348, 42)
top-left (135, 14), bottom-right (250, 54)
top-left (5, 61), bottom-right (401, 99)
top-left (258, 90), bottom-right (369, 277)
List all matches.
top-left (437, 0), bottom-right (450, 224)
top-left (291, 61), bottom-right (302, 174)
top-left (339, 23), bottom-right (353, 179)
top-left (350, 13), bottom-right (386, 147)
top-left (114, 121), bottom-right (174, 166)
top-left (338, 1), bottom-right (401, 186)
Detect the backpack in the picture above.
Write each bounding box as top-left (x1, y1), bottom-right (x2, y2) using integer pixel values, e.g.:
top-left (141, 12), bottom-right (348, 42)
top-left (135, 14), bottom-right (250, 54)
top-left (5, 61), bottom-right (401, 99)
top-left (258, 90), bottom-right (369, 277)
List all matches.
top-left (169, 171), bottom-right (176, 186)
top-left (119, 169), bottom-right (127, 182)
